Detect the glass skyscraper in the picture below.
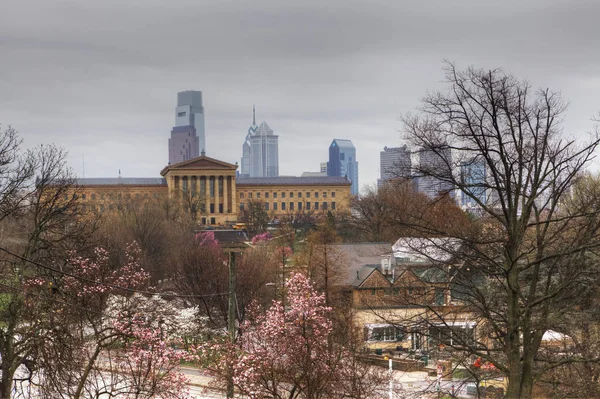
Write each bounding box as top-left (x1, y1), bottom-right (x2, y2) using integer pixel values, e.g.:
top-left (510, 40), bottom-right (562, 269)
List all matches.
top-left (327, 139), bottom-right (359, 196)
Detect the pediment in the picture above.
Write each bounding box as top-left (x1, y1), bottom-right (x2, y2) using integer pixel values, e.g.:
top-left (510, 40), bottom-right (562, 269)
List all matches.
top-left (161, 155), bottom-right (238, 175)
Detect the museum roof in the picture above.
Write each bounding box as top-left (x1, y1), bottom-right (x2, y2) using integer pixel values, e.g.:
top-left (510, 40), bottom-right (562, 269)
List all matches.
top-left (236, 176), bottom-right (351, 186)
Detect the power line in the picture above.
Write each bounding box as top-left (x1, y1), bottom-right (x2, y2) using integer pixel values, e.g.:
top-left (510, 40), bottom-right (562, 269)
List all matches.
top-left (0, 246), bottom-right (229, 300)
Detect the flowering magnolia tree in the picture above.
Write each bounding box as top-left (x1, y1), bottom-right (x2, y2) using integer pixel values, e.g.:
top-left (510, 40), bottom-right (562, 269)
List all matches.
top-left (22, 244), bottom-right (192, 399)
top-left (200, 273), bottom-right (387, 399)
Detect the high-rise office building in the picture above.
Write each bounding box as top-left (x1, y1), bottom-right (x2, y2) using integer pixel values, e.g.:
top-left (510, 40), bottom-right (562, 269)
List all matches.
top-left (416, 147), bottom-right (453, 198)
top-left (327, 139), bottom-right (359, 196)
top-left (460, 157), bottom-right (487, 207)
top-left (240, 107), bottom-right (279, 178)
top-left (377, 145), bottom-right (411, 189)
top-left (168, 90), bottom-right (205, 165)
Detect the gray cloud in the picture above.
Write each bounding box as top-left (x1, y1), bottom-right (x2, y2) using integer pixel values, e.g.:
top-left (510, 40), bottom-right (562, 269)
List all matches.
top-left (1, 0), bottom-right (599, 188)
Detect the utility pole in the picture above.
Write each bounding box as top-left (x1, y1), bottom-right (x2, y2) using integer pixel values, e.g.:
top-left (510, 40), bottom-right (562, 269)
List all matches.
top-left (227, 251), bottom-right (237, 398)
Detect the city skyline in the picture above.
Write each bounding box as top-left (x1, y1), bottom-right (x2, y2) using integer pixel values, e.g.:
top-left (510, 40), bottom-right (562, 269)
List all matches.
top-left (2, 0), bottom-right (600, 192)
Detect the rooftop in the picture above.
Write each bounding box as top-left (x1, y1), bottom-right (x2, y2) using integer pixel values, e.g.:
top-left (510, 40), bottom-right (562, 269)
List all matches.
top-left (237, 176), bottom-right (351, 186)
top-left (76, 177), bottom-right (167, 186)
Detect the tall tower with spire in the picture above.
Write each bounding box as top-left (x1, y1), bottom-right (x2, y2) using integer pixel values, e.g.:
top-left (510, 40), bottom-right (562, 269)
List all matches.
top-left (240, 106), bottom-right (279, 178)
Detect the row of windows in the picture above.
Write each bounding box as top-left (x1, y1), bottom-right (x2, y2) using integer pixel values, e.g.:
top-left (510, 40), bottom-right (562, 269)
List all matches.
top-left (239, 201), bottom-right (336, 212)
top-left (240, 191), bottom-right (336, 200)
top-left (66, 193), bottom-right (163, 201)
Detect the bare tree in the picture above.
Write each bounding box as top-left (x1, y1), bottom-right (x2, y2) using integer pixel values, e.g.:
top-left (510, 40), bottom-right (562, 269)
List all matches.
top-left (395, 63), bottom-right (600, 398)
top-left (0, 132), bottom-right (99, 398)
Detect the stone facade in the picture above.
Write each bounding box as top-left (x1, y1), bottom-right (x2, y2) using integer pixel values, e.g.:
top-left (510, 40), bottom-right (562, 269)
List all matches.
top-left (74, 155), bottom-right (352, 226)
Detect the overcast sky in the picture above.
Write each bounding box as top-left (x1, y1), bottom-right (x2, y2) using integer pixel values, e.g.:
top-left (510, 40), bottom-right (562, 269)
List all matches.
top-left (2, 0), bottom-right (599, 192)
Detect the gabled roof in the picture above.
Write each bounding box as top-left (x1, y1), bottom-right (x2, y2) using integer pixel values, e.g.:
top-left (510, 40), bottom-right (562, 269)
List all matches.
top-left (357, 268), bottom-right (392, 289)
top-left (160, 155), bottom-right (238, 176)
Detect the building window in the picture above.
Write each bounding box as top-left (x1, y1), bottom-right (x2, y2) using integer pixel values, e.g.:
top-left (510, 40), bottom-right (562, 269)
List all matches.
top-left (82, 194), bottom-right (86, 200)
top-left (322, 202), bottom-right (328, 210)
top-left (298, 202), bottom-right (302, 210)
top-left (290, 192), bottom-right (294, 198)
top-left (240, 193), bottom-right (245, 199)
top-left (331, 191), bottom-right (336, 198)
top-left (367, 326), bottom-right (404, 342)
top-left (273, 202), bottom-right (278, 211)
top-left (219, 203), bottom-right (223, 213)
top-left (219, 179), bottom-right (223, 197)
top-left (323, 192), bottom-right (327, 198)
top-left (265, 202), bottom-right (269, 211)
top-left (289, 202), bottom-right (294, 211)
top-left (306, 192), bottom-right (310, 198)
top-left (298, 192), bottom-right (302, 198)
top-left (314, 202), bottom-right (319, 210)
top-left (210, 204), bottom-right (215, 213)
top-left (178, 111), bottom-right (186, 117)
top-left (331, 202), bottom-right (336, 210)
top-left (135, 193), bottom-right (141, 199)
top-left (248, 192), bottom-right (253, 199)
top-left (281, 192), bottom-right (286, 198)
top-left (265, 192), bottom-right (269, 198)
top-left (91, 193), bottom-right (96, 200)
top-left (306, 202), bottom-right (311, 210)
top-left (210, 179), bottom-right (214, 197)
top-left (240, 202), bottom-right (245, 211)
top-left (315, 192), bottom-right (319, 198)
top-left (63, 194), bottom-right (68, 200)
top-left (273, 192), bottom-right (277, 198)
top-left (281, 202), bottom-right (286, 211)
top-left (257, 192), bottom-right (261, 198)
top-left (211, 217), bottom-right (216, 225)
top-left (371, 289), bottom-right (376, 296)
top-left (100, 204), bottom-right (105, 212)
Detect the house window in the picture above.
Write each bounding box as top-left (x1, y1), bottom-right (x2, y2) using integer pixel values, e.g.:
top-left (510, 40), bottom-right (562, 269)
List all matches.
top-left (249, 192), bottom-right (253, 199)
top-left (315, 192), bottom-right (319, 198)
top-left (331, 191), bottom-right (336, 198)
top-left (306, 202), bottom-right (311, 210)
top-left (367, 326), bottom-right (404, 342)
top-left (281, 192), bottom-right (286, 198)
top-left (371, 289), bottom-right (376, 296)
top-left (273, 192), bottom-right (278, 198)
top-left (331, 202), bottom-right (336, 210)
top-left (289, 202), bottom-right (294, 211)
top-left (240, 193), bottom-right (245, 199)
top-left (273, 202), bottom-right (278, 211)
top-left (290, 192), bottom-right (294, 198)
top-left (265, 192), bottom-right (269, 198)
top-left (323, 192), bottom-right (327, 198)
top-left (281, 202), bottom-right (286, 211)
top-left (322, 202), bottom-right (328, 210)
top-left (306, 192), bottom-right (310, 198)
top-left (257, 192), bottom-right (261, 198)
top-left (298, 202), bottom-right (302, 210)
top-left (298, 192), bottom-right (302, 198)
top-left (314, 202), bottom-right (319, 210)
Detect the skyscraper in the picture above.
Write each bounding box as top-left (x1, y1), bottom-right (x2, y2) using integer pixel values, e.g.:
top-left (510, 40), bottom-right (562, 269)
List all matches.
top-left (240, 107), bottom-right (279, 178)
top-left (460, 157), bottom-right (487, 207)
top-left (327, 139), bottom-right (359, 196)
top-left (377, 145), bottom-right (411, 189)
top-left (416, 147), bottom-right (453, 198)
top-left (240, 106), bottom-right (258, 178)
top-left (168, 90), bottom-right (205, 165)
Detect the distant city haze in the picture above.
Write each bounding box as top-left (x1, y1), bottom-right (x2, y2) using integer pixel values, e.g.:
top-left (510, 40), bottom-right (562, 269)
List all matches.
top-left (2, 0), bottom-right (599, 192)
